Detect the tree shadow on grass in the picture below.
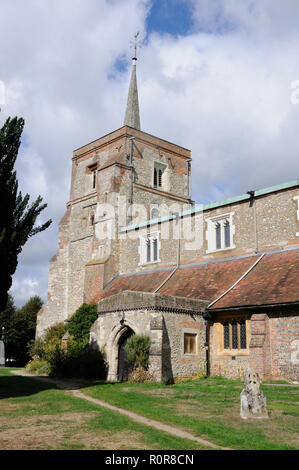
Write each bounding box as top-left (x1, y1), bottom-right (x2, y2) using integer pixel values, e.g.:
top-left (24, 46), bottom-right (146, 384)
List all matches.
top-left (0, 368), bottom-right (152, 402)
top-left (0, 371), bottom-right (57, 399)
top-left (0, 368), bottom-right (114, 400)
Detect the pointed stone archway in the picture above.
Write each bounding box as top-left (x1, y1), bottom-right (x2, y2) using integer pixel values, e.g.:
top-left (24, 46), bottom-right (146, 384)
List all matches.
top-left (107, 323), bottom-right (136, 382)
top-left (117, 327), bottom-right (134, 382)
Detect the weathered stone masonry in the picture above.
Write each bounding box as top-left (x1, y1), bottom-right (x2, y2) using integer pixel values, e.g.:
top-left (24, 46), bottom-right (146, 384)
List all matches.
top-left (37, 57), bottom-right (299, 383)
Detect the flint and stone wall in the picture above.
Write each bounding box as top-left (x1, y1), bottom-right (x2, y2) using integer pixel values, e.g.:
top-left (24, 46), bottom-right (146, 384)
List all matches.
top-left (36, 126), bottom-right (191, 338)
top-left (118, 187), bottom-right (299, 276)
top-left (209, 309), bottom-right (299, 382)
top-left (90, 291), bottom-right (208, 382)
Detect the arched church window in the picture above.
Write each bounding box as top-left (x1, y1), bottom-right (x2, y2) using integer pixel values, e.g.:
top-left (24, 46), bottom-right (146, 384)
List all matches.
top-left (224, 220), bottom-right (230, 247)
top-left (216, 222), bottom-right (221, 250)
top-left (151, 207), bottom-right (159, 219)
top-left (154, 168), bottom-right (158, 187)
top-left (146, 239), bottom-right (151, 263)
top-left (153, 163), bottom-right (166, 189)
top-left (153, 238), bottom-right (158, 261)
top-left (141, 232), bottom-right (160, 265)
top-left (206, 212), bottom-right (235, 253)
top-left (158, 169), bottom-right (163, 187)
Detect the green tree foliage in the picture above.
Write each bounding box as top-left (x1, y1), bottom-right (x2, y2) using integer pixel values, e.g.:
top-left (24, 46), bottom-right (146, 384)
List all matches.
top-left (43, 322), bottom-right (68, 346)
top-left (0, 294), bottom-right (43, 365)
top-left (27, 320), bottom-right (107, 380)
top-left (68, 303), bottom-right (98, 344)
top-left (0, 117), bottom-right (52, 312)
top-left (0, 294), bottom-right (16, 339)
top-left (48, 341), bottom-right (107, 380)
top-left (124, 334), bottom-right (151, 370)
top-left (28, 322), bottom-right (68, 361)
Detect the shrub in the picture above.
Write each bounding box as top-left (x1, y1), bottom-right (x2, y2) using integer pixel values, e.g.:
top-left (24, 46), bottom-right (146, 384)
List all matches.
top-left (68, 303), bottom-right (98, 344)
top-left (128, 366), bottom-right (153, 383)
top-left (48, 342), bottom-right (107, 380)
top-left (26, 359), bottom-right (50, 375)
top-left (28, 322), bottom-right (68, 362)
top-left (44, 322), bottom-right (68, 345)
top-left (27, 315), bottom-right (107, 380)
top-left (124, 334), bottom-right (151, 370)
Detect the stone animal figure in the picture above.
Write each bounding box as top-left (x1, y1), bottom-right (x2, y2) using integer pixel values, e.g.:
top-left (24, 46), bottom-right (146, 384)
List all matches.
top-left (240, 368), bottom-right (268, 419)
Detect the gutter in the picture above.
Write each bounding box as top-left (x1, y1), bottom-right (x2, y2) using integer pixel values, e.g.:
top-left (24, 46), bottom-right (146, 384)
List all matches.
top-left (128, 136), bottom-right (135, 224)
top-left (186, 158), bottom-right (192, 200)
top-left (154, 213), bottom-right (181, 293)
top-left (247, 190), bottom-right (258, 253)
top-left (209, 300), bottom-right (299, 312)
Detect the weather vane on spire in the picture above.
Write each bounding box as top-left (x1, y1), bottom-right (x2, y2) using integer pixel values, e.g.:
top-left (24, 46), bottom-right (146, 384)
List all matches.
top-left (130, 31), bottom-right (141, 61)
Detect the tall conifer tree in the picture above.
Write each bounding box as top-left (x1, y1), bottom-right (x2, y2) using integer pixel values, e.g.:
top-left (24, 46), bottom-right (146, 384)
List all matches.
top-left (0, 117), bottom-right (52, 312)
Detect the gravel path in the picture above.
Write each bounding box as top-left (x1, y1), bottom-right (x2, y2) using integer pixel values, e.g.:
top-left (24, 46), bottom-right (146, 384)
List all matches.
top-left (11, 369), bottom-right (232, 450)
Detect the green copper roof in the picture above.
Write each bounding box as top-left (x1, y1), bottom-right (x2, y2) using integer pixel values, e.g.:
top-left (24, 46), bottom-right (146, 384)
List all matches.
top-left (119, 178), bottom-right (299, 233)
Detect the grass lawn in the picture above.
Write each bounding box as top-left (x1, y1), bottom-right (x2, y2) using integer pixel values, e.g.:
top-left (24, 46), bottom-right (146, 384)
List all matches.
top-left (82, 376), bottom-right (299, 451)
top-left (0, 368), bottom-right (209, 450)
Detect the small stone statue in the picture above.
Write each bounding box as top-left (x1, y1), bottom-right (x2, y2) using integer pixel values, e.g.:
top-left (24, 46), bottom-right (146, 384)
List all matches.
top-left (240, 368), bottom-right (268, 419)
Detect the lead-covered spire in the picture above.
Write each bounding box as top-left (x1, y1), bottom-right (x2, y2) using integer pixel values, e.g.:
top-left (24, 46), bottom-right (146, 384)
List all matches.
top-left (124, 33), bottom-right (141, 130)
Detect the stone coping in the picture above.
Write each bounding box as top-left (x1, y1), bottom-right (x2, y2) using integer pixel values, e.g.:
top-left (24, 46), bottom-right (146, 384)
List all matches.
top-left (97, 290), bottom-right (209, 315)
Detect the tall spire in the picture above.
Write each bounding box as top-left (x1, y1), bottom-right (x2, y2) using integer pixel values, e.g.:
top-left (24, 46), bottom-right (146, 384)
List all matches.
top-left (124, 32), bottom-right (141, 130)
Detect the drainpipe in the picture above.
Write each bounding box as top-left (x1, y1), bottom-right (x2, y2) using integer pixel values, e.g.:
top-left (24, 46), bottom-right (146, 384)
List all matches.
top-left (175, 212), bottom-right (181, 266)
top-left (202, 311), bottom-right (212, 377)
top-left (186, 159), bottom-right (192, 201)
top-left (247, 190), bottom-right (258, 253)
top-left (153, 212), bottom-right (181, 293)
top-left (128, 136), bottom-right (135, 224)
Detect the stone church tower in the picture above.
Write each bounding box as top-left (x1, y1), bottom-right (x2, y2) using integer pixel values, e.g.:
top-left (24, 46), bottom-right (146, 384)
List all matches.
top-left (36, 53), bottom-right (193, 338)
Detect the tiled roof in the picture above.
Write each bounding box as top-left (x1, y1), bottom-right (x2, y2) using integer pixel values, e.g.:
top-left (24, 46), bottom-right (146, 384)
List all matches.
top-left (99, 269), bottom-right (171, 300)
top-left (211, 248), bottom-right (299, 309)
top-left (98, 248), bottom-right (299, 310)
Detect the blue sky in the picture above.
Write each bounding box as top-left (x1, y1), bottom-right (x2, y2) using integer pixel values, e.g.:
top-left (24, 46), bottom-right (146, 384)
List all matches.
top-left (146, 0), bottom-right (194, 37)
top-left (113, 0), bottom-right (194, 76)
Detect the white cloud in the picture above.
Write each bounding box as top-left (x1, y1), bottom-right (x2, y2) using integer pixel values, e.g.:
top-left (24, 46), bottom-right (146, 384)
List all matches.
top-left (10, 277), bottom-right (41, 307)
top-left (1, 0), bottom-right (299, 306)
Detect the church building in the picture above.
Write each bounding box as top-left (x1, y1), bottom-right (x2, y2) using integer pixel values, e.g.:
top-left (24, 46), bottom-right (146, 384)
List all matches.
top-left (36, 50), bottom-right (299, 384)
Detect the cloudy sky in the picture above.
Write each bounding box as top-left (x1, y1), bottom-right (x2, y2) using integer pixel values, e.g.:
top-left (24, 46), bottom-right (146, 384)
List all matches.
top-left (1, 0), bottom-right (299, 307)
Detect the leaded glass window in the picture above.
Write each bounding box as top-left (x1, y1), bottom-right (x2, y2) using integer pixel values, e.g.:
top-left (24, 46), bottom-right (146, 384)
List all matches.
top-left (146, 239), bottom-right (151, 263)
top-left (224, 220), bottom-right (230, 248)
top-left (224, 321), bottom-right (230, 349)
top-left (216, 223), bottom-right (221, 249)
top-left (232, 321), bottom-right (238, 349)
top-left (223, 319), bottom-right (248, 350)
top-left (153, 238), bottom-right (158, 261)
top-left (240, 320), bottom-right (247, 349)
